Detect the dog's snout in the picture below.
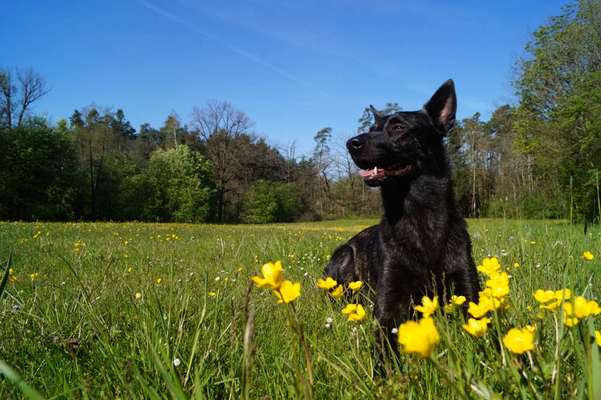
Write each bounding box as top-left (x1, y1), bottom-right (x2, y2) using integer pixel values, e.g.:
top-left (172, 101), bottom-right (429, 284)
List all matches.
top-left (347, 137), bottom-right (364, 151)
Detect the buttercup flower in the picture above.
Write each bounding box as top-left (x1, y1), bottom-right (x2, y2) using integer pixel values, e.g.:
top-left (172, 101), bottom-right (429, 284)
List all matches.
top-left (415, 296), bottom-right (439, 317)
top-left (468, 300), bottom-right (492, 319)
top-left (485, 271), bottom-right (510, 298)
top-left (468, 288), bottom-right (505, 318)
top-left (341, 303), bottom-right (366, 322)
top-left (562, 303), bottom-right (580, 327)
top-left (397, 317), bottom-right (440, 358)
top-left (536, 288), bottom-right (571, 311)
top-left (348, 281), bottom-right (364, 292)
top-left (534, 289), bottom-right (555, 304)
top-left (135, 292), bottom-right (142, 300)
top-left (572, 296), bottom-right (601, 319)
top-left (503, 327), bottom-right (535, 354)
top-left (252, 261), bottom-right (284, 290)
top-left (582, 251), bottom-right (594, 261)
top-left (29, 272), bottom-right (39, 282)
top-left (317, 276), bottom-right (338, 290)
top-left (274, 280), bottom-right (301, 304)
top-left (555, 289), bottom-right (571, 301)
top-left (329, 285), bottom-right (344, 299)
top-left (463, 317), bottom-right (491, 337)
top-left (595, 330), bottom-right (601, 346)
top-left (155, 277), bottom-right (162, 284)
top-left (73, 240), bottom-right (83, 256)
top-left (477, 257), bottom-right (501, 276)
top-left (451, 295), bottom-right (466, 305)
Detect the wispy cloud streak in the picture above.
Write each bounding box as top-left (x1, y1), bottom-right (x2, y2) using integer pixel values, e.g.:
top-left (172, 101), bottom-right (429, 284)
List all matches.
top-left (137, 0), bottom-right (311, 87)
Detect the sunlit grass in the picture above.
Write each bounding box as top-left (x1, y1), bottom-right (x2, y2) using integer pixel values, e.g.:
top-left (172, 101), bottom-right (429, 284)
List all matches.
top-left (0, 219), bottom-right (599, 399)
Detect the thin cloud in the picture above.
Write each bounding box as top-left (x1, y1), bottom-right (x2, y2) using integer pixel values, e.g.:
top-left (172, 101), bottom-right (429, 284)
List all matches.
top-left (137, 0), bottom-right (313, 88)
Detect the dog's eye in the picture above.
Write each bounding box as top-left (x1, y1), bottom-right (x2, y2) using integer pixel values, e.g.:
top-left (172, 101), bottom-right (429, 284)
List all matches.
top-left (391, 124), bottom-right (403, 132)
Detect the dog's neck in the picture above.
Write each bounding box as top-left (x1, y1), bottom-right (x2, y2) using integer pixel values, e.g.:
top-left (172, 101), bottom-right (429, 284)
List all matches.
top-left (380, 170), bottom-right (456, 235)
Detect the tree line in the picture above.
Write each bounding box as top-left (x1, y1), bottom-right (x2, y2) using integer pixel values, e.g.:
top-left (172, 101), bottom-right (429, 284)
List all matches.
top-left (0, 83), bottom-right (382, 222)
top-left (1, 0), bottom-right (600, 223)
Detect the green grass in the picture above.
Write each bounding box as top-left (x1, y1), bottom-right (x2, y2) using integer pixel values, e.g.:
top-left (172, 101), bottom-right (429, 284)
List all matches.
top-left (0, 219), bottom-right (599, 399)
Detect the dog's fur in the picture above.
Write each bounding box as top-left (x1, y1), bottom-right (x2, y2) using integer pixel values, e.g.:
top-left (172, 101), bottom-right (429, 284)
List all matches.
top-left (324, 79), bottom-right (480, 353)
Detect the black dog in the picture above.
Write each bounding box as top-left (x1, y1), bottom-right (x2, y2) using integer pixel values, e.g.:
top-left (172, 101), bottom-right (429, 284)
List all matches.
top-left (324, 79), bottom-right (480, 353)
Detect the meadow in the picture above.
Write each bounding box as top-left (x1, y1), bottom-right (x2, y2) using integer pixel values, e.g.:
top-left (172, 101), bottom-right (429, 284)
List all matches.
top-left (0, 219), bottom-right (599, 399)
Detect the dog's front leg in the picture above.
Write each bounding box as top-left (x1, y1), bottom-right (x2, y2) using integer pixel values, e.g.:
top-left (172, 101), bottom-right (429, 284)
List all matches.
top-left (323, 244), bottom-right (357, 283)
top-left (372, 283), bottom-right (412, 373)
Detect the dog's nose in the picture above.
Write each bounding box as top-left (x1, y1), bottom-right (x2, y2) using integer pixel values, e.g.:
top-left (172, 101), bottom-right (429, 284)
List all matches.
top-left (347, 137), bottom-right (363, 151)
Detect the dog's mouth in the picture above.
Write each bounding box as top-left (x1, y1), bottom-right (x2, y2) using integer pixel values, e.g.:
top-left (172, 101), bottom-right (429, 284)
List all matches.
top-left (359, 164), bottom-right (413, 185)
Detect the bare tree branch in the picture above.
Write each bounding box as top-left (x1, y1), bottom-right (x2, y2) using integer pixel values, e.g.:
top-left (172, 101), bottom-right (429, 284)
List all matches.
top-left (16, 68), bottom-right (49, 127)
top-left (0, 67), bottom-right (49, 128)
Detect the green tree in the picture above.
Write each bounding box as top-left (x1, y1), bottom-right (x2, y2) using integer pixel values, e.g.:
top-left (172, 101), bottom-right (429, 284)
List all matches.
top-left (0, 119), bottom-right (79, 220)
top-left (142, 146), bottom-right (214, 222)
top-left (243, 180), bottom-right (302, 223)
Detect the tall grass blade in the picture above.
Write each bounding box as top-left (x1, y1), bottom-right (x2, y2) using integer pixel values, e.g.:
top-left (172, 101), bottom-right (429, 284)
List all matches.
top-left (0, 360), bottom-right (44, 400)
top-left (0, 250), bottom-right (13, 299)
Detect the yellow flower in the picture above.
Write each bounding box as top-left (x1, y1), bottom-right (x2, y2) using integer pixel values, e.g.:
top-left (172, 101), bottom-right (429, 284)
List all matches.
top-left (555, 289), bottom-right (571, 301)
top-left (503, 327), bottom-right (535, 354)
top-left (451, 295), bottom-right (466, 305)
top-left (317, 276), bottom-right (338, 290)
top-left (536, 288), bottom-right (571, 311)
top-left (415, 296), bottom-right (438, 317)
top-left (534, 289), bottom-right (555, 304)
top-left (29, 272), bottom-right (39, 282)
top-left (155, 277), bottom-right (162, 284)
top-left (135, 292), bottom-right (142, 300)
top-left (572, 296), bottom-right (601, 319)
top-left (462, 317), bottom-right (491, 337)
top-left (348, 281), bottom-right (364, 292)
top-left (329, 285), bottom-right (344, 299)
top-left (477, 257), bottom-right (501, 276)
top-left (251, 261), bottom-right (284, 290)
top-left (397, 317), bottom-right (440, 358)
top-left (513, 262), bottom-right (520, 269)
top-left (341, 303), bottom-right (366, 322)
top-left (562, 303), bottom-right (579, 327)
top-left (582, 251), bottom-right (594, 261)
top-left (73, 240), bottom-right (83, 256)
top-left (8, 268), bottom-right (17, 284)
top-left (468, 300), bottom-right (492, 319)
top-left (595, 330), bottom-right (601, 346)
top-left (485, 271), bottom-right (510, 298)
top-left (274, 280), bottom-right (301, 304)
top-left (208, 291), bottom-right (217, 297)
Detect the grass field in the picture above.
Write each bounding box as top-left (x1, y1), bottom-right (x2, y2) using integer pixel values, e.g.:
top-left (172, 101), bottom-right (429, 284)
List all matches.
top-left (0, 219), bottom-right (600, 399)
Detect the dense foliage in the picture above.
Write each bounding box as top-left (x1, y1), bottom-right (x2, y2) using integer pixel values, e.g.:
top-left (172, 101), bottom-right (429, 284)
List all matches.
top-left (1, 0), bottom-right (601, 223)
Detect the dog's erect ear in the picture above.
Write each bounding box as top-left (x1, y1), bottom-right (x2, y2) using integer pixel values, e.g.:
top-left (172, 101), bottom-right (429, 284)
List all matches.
top-left (423, 79), bottom-right (457, 135)
top-left (369, 105), bottom-right (385, 125)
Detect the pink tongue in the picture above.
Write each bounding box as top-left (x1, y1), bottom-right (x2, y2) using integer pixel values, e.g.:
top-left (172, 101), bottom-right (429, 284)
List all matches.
top-left (359, 167), bottom-right (385, 179)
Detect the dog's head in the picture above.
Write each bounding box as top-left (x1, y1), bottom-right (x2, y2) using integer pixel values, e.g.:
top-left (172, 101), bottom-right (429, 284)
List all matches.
top-left (347, 79), bottom-right (457, 187)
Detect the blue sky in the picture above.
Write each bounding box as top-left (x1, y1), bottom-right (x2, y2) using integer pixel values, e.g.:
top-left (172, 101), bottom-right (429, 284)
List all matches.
top-left (2, 0), bottom-right (569, 156)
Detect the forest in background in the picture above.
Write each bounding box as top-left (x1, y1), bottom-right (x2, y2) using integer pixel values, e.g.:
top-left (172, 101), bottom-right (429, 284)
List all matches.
top-left (1, 0), bottom-right (600, 224)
